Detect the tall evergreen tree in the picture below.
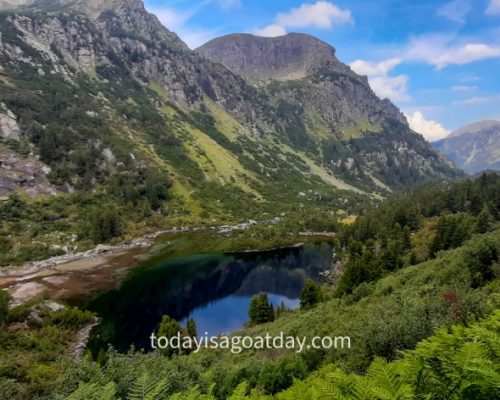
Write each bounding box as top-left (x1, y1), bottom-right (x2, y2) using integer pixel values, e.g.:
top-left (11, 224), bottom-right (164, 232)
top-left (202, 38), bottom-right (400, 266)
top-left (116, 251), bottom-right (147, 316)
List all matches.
top-left (157, 315), bottom-right (182, 357)
top-left (476, 206), bottom-right (492, 234)
top-left (248, 293), bottom-right (274, 325)
top-left (300, 279), bottom-right (320, 310)
top-left (186, 318), bottom-right (198, 339)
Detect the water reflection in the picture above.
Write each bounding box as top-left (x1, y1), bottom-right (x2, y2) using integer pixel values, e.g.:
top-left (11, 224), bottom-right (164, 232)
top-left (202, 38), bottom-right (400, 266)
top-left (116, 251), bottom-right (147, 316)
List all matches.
top-left (87, 242), bottom-right (333, 353)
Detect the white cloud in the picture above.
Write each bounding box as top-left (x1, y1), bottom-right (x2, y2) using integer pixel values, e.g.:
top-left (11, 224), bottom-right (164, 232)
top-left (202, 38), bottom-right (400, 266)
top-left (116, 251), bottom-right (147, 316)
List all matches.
top-left (453, 95), bottom-right (500, 105)
top-left (435, 43), bottom-right (500, 68)
top-left (275, 1), bottom-right (352, 28)
top-left (486, 0), bottom-right (500, 15)
top-left (452, 85), bottom-right (477, 91)
top-left (149, 7), bottom-right (191, 33)
top-left (369, 75), bottom-right (410, 102)
top-left (437, 0), bottom-right (471, 23)
top-left (404, 34), bottom-right (500, 69)
top-left (256, 1), bottom-right (352, 37)
top-left (255, 24), bottom-right (287, 37)
top-left (147, 3), bottom-right (218, 49)
top-left (350, 58), bottom-right (401, 76)
top-left (405, 111), bottom-right (450, 141)
top-left (218, 0), bottom-right (242, 10)
top-left (350, 58), bottom-right (411, 103)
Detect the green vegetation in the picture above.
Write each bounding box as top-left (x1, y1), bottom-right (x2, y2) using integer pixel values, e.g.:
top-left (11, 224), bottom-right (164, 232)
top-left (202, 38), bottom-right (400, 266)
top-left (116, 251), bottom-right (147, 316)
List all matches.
top-left (248, 310), bottom-right (500, 399)
top-left (56, 227), bottom-right (500, 400)
top-left (0, 50), bottom-right (364, 268)
top-left (0, 301), bottom-right (94, 399)
top-left (0, 291), bottom-right (10, 327)
top-left (156, 315), bottom-right (182, 357)
top-left (66, 310), bottom-right (500, 399)
top-left (335, 172), bottom-right (500, 296)
top-left (299, 279), bottom-right (320, 310)
top-left (248, 293), bottom-right (275, 325)
top-left (1, 174), bottom-right (500, 400)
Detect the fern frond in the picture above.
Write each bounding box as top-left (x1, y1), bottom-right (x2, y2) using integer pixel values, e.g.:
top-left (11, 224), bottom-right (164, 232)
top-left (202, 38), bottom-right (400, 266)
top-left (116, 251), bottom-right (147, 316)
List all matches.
top-left (128, 371), bottom-right (168, 400)
top-left (366, 358), bottom-right (413, 400)
top-left (228, 382), bottom-right (249, 400)
top-left (67, 381), bottom-right (116, 400)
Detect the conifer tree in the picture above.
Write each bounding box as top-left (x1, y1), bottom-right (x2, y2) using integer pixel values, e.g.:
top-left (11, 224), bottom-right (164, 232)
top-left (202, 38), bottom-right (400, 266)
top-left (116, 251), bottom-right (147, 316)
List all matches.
top-left (248, 293), bottom-right (274, 325)
top-left (476, 206), bottom-right (492, 234)
top-left (157, 315), bottom-right (182, 356)
top-left (300, 279), bottom-right (320, 309)
top-left (186, 318), bottom-right (198, 339)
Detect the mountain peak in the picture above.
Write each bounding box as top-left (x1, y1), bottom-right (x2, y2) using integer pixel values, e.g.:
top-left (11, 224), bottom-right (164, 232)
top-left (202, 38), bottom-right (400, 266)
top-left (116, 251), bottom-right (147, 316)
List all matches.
top-left (0, 0), bottom-right (144, 16)
top-left (448, 120), bottom-right (500, 138)
top-left (197, 32), bottom-right (345, 83)
top-left (433, 120), bottom-right (500, 173)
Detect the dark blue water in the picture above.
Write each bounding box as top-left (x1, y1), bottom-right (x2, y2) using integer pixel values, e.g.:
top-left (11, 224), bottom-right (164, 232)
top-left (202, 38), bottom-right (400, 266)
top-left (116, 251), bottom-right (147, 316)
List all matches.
top-left (87, 240), bottom-right (333, 353)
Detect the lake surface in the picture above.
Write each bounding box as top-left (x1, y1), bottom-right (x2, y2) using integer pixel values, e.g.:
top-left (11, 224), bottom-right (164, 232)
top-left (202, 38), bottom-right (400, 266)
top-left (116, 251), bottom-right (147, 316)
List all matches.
top-left (87, 235), bottom-right (334, 353)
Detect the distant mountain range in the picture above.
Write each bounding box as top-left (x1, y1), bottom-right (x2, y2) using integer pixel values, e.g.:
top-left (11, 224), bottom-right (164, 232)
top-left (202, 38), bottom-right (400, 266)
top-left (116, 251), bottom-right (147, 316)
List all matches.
top-left (433, 120), bottom-right (500, 174)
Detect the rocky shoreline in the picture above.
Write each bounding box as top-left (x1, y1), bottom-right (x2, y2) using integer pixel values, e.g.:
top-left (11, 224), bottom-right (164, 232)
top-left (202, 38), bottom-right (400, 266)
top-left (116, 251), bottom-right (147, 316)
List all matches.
top-left (0, 219), bottom-right (337, 306)
top-left (0, 220), bottom-right (263, 279)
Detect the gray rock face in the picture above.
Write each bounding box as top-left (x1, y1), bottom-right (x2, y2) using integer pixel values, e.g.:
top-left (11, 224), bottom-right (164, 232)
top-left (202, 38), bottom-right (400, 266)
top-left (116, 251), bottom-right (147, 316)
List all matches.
top-left (197, 33), bottom-right (346, 83)
top-left (0, 0), bottom-right (272, 131)
top-left (0, 103), bottom-right (21, 140)
top-left (198, 32), bottom-right (407, 131)
top-left (433, 120), bottom-right (500, 174)
top-left (0, 0), bottom-right (462, 193)
top-left (0, 146), bottom-right (57, 197)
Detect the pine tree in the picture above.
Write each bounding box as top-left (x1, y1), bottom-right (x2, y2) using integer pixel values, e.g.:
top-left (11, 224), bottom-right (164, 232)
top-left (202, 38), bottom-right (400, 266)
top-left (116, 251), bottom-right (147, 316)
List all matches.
top-left (186, 318), bottom-right (197, 339)
top-left (248, 292), bottom-right (274, 325)
top-left (401, 226), bottom-right (411, 250)
top-left (276, 301), bottom-right (287, 317)
top-left (157, 315), bottom-right (182, 356)
top-left (300, 279), bottom-right (320, 310)
top-left (90, 208), bottom-right (122, 244)
top-left (475, 206), bottom-right (492, 234)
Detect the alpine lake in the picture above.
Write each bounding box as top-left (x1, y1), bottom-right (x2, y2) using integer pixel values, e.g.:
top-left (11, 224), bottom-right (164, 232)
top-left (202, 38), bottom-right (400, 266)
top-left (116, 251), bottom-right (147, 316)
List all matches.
top-left (78, 230), bottom-right (335, 354)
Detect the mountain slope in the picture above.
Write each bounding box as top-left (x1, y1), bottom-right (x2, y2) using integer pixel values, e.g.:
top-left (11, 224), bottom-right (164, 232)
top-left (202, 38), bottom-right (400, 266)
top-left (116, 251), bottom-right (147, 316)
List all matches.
top-left (197, 33), bottom-right (460, 190)
top-left (433, 120), bottom-right (500, 174)
top-left (0, 0), bottom-right (462, 264)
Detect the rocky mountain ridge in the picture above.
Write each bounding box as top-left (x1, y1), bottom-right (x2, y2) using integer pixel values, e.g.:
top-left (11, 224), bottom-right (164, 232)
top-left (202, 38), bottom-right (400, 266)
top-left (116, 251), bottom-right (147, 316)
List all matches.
top-left (0, 0), bottom-right (461, 215)
top-left (433, 120), bottom-right (500, 174)
top-left (197, 33), bottom-right (345, 83)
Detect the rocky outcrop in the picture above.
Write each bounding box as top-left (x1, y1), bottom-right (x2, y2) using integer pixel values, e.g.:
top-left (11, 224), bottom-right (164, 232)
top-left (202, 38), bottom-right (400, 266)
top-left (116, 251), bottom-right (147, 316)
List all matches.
top-left (0, 0), bottom-right (34, 10)
top-left (197, 33), bottom-right (407, 128)
top-left (0, 145), bottom-right (57, 197)
top-left (0, 103), bottom-right (21, 140)
top-left (197, 33), bottom-right (347, 83)
top-left (0, 1), bottom-right (273, 133)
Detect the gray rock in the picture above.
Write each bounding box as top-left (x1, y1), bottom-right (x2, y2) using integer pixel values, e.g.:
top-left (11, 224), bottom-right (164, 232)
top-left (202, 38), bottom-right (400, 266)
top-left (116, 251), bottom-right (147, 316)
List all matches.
top-left (0, 146), bottom-right (58, 197)
top-left (0, 103), bottom-right (21, 140)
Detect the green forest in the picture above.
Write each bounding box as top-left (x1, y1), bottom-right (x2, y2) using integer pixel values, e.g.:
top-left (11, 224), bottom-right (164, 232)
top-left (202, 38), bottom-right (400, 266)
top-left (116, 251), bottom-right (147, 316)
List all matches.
top-left (1, 173), bottom-right (499, 399)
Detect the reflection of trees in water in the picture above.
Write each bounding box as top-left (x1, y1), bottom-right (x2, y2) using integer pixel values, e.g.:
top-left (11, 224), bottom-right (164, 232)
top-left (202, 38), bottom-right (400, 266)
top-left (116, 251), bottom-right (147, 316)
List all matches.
top-left (88, 243), bottom-right (332, 353)
top-left (234, 265), bottom-right (307, 298)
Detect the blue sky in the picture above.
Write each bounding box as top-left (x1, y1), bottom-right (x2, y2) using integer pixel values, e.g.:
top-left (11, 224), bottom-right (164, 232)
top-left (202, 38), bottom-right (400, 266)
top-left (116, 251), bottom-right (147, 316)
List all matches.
top-left (144, 0), bottom-right (500, 140)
